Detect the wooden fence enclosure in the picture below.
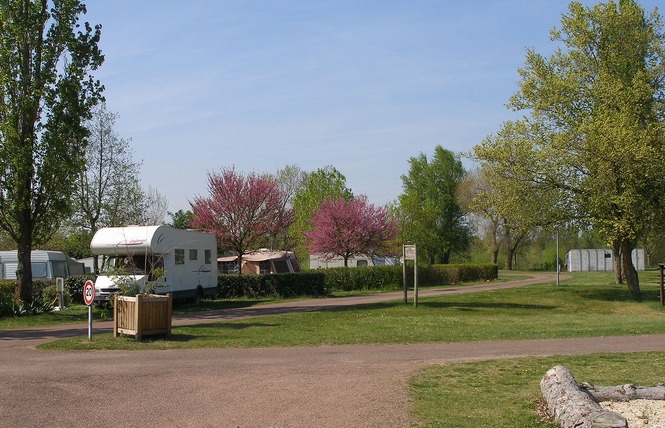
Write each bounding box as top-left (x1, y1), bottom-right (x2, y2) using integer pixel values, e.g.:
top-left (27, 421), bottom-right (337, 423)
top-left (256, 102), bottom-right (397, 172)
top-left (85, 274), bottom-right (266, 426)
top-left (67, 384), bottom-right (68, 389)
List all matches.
top-left (113, 294), bottom-right (173, 340)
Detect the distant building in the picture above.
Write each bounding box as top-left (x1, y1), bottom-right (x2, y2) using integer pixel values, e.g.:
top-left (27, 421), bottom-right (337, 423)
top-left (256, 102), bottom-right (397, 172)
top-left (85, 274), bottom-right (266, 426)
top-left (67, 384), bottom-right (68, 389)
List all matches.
top-left (309, 254), bottom-right (397, 269)
top-left (218, 250), bottom-right (301, 275)
top-left (565, 249), bottom-right (645, 272)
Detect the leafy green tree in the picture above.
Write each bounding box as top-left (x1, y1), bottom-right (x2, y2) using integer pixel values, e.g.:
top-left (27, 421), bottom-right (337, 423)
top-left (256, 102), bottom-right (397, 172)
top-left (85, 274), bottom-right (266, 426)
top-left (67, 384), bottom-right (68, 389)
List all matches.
top-left (0, 0), bottom-right (104, 304)
top-left (290, 166), bottom-right (353, 260)
top-left (398, 146), bottom-right (471, 264)
top-left (168, 209), bottom-right (194, 229)
top-left (474, 0), bottom-right (665, 297)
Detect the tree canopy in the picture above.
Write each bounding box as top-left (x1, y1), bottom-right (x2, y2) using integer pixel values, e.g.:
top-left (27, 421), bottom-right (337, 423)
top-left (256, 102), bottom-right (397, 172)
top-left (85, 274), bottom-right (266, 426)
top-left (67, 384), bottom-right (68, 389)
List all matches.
top-left (190, 168), bottom-right (293, 272)
top-left (398, 145), bottom-right (471, 264)
top-left (290, 165), bottom-right (353, 256)
top-left (473, 0), bottom-right (665, 297)
top-left (304, 196), bottom-right (397, 267)
top-left (0, 0), bottom-right (104, 303)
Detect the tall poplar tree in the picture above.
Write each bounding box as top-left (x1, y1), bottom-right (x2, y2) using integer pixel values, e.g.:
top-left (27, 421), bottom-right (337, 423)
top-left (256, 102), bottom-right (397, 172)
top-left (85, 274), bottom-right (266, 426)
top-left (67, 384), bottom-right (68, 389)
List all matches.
top-left (0, 0), bottom-right (104, 304)
top-left (398, 146), bottom-right (470, 264)
top-left (474, 0), bottom-right (665, 297)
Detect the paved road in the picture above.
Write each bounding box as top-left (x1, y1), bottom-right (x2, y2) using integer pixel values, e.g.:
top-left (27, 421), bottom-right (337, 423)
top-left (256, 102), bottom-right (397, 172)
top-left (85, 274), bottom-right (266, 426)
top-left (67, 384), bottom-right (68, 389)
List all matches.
top-left (1, 273), bottom-right (664, 427)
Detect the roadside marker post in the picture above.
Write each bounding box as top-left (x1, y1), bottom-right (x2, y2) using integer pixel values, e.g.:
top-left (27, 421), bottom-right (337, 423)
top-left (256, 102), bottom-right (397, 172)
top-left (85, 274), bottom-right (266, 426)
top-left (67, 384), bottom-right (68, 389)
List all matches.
top-left (83, 280), bottom-right (95, 340)
top-left (403, 244), bottom-right (418, 307)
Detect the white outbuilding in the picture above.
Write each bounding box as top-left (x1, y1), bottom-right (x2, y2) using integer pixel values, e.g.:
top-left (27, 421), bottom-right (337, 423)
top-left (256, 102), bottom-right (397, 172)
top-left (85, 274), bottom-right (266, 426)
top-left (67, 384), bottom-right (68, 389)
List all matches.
top-left (565, 248), bottom-right (645, 272)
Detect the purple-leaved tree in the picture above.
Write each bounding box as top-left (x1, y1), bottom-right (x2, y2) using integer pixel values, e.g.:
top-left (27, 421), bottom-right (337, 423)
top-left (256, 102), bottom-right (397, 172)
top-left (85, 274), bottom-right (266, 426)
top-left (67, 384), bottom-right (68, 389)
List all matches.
top-left (304, 196), bottom-right (397, 267)
top-left (190, 168), bottom-right (293, 273)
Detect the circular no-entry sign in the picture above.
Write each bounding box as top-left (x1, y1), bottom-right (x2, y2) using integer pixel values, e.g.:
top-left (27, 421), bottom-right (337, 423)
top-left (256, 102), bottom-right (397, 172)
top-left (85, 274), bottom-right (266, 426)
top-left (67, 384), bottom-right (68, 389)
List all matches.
top-left (83, 280), bottom-right (95, 306)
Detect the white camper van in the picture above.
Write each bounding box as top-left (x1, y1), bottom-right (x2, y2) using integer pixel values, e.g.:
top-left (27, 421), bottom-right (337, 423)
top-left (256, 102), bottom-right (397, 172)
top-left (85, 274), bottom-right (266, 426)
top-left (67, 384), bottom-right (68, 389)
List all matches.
top-left (0, 250), bottom-right (73, 280)
top-left (90, 225), bottom-right (217, 303)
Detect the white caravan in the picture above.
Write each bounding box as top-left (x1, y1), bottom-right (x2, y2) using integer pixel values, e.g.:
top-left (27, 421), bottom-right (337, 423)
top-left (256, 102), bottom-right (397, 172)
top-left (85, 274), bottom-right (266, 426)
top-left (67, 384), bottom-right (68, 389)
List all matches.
top-left (90, 225), bottom-right (217, 303)
top-left (0, 250), bottom-right (73, 280)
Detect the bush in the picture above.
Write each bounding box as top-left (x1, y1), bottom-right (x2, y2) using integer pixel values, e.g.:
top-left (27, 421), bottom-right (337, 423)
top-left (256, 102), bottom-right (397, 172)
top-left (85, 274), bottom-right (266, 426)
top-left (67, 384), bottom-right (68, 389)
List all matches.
top-left (325, 264), bottom-right (498, 292)
top-left (218, 272), bottom-right (326, 298)
top-left (65, 275), bottom-right (96, 304)
top-left (0, 279), bottom-right (56, 316)
top-left (323, 266), bottom-right (402, 292)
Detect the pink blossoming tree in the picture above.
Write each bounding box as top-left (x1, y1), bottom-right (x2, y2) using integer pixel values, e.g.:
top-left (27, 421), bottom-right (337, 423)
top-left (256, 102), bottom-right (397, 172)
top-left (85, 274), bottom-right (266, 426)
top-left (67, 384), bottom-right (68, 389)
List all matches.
top-left (304, 196), bottom-right (397, 267)
top-left (190, 168), bottom-right (293, 273)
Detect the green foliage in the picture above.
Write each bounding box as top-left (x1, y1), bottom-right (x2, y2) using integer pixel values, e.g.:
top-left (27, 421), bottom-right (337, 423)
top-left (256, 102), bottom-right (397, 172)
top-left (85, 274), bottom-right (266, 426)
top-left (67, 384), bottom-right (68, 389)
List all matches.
top-left (168, 209), bottom-right (194, 229)
top-left (64, 275), bottom-right (96, 304)
top-left (321, 264), bottom-right (498, 292)
top-left (290, 166), bottom-right (353, 258)
top-left (217, 272), bottom-right (326, 298)
top-left (473, 1), bottom-right (665, 295)
top-left (0, 0), bottom-right (104, 305)
top-left (322, 266), bottom-right (403, 292)
top-left (0, 279), bottom-right (56, 316)
top-left (398, 146), bottom-right (471, 264)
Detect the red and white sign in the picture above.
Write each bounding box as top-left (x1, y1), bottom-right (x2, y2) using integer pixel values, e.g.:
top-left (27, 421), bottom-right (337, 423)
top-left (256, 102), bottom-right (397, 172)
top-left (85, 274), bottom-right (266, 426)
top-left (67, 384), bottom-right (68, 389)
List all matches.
top-left (83, 280), bottom-right (95, 306)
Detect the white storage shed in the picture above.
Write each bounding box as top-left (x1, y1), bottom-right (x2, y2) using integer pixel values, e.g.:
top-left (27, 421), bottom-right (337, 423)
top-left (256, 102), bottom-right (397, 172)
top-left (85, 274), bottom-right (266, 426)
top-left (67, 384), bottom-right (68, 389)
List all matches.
top-left (565, 249), bottom-right (645, 272)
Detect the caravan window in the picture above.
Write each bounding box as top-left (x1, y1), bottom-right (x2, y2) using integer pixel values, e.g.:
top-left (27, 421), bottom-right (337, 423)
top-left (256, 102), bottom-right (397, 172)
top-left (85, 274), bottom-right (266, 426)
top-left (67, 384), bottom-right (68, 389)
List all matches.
top-left (357, 260), bottom-right (368, 267)
top-left (175, 249), bottom-right (185, 265)
top-left (32, 262), bottom-right (48, 278)
top-left (189, 249), bottom-right (198, 261)
top-left (205, 250), bottom-right (212, 264)
top-left (52, 261), bottom-right (68, 278)
top-left (259, 261), bottom-right (270, 275)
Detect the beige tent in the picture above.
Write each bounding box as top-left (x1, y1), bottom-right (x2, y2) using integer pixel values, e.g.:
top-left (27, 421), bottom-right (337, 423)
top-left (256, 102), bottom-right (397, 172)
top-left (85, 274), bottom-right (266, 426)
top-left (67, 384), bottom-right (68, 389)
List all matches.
top-left (218, 250), bottom-right (301, 275)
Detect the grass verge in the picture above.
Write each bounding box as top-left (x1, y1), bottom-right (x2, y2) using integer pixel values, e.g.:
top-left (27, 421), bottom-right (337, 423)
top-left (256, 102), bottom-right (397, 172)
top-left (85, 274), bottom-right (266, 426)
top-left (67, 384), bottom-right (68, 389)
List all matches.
top-left (39, 271), bottom-right (665, 350)
top-left (409, 352), bottom-right (665, 428)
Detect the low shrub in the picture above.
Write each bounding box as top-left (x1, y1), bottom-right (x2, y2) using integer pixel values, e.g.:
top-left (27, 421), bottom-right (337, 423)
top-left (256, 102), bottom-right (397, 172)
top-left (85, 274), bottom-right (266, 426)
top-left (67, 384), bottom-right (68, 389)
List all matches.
top-left (325, 264), bottom-right (498, 292)
top-left (65, 275), bottom-right (96, 304)
top-left (218, 272), bottom-right (326, 298)
top-left (216, 264), bottom-right (498, 297)
top-left (0, 279), bottom-right (56, 316)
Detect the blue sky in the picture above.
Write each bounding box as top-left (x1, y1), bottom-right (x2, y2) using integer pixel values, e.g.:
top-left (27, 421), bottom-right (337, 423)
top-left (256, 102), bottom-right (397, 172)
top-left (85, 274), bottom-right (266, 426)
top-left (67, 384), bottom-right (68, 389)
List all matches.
top-left (83, 1), bottom-right (661, 214)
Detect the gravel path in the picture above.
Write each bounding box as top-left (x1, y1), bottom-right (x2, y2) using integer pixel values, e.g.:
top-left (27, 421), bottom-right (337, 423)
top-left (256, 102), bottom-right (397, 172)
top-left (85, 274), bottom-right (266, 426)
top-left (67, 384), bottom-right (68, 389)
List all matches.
top-left (2, 273), bottom-right (664, 427)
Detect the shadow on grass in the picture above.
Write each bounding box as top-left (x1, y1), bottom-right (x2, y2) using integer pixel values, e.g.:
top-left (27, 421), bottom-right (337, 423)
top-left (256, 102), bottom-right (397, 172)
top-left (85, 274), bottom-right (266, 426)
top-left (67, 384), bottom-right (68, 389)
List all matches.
top-left (319, 300), bottom-right (558, 313)
top-left (182, 322), bottom-right (281, 331)
top-left (572, 286), bottom-right (644, 303)
top-left (418, 301), bottom-right (558, 311)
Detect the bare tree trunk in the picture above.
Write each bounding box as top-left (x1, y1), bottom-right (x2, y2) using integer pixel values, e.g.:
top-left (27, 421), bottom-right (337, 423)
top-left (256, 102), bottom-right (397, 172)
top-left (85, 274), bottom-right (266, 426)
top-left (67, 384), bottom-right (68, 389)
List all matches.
top-left (612, 239), bottom-right (622, 285)
top-left (620, 239), bottom-right (640, 298)
top-left (540, 366), bottom-right (627, 428)
top-left (15, 221), bottom-right (32, 305)
top-left (491, 248), bottom-right (499, 265)
top-left (582, 382), bottom-right (665, 401)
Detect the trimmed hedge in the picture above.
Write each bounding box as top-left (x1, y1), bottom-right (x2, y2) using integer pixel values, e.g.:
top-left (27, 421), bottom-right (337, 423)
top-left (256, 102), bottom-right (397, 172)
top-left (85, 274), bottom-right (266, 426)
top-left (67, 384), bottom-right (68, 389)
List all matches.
top-left (217, 272), bottom-right (326, 298)
top-left (217, 264), bottom-right (498, 297)
top-left (322, 266), bottom-right (402, 292)
top-left (323, 263), bottom-right (498, 292)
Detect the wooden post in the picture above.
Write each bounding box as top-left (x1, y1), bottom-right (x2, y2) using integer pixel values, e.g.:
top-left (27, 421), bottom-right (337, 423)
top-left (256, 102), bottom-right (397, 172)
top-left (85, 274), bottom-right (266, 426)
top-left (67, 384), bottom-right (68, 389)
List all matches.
top-left (113, 294), bottom-right (119, 338)
top-left (166, 294), bottom-right (173, 336)
top-left (659, 263), bottom-right (665, 306)
top-left (135, 294), bottom-right (142, 341)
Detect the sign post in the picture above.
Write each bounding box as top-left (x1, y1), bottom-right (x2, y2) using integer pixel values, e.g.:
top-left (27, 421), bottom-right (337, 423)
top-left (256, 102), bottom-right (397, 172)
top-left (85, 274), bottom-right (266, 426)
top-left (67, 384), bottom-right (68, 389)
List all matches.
top-left (403, 244), bottom-right (418, 307)
top-left (83, 280), bottom-right (95, 340)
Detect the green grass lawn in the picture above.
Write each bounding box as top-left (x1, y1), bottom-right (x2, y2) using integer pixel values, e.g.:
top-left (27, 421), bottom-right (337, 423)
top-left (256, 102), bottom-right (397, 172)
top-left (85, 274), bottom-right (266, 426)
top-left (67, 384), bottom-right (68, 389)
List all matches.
top-left (38, 271), bottom-right (665, 350)
top-left (409, 352), bottom-right (665, 428)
